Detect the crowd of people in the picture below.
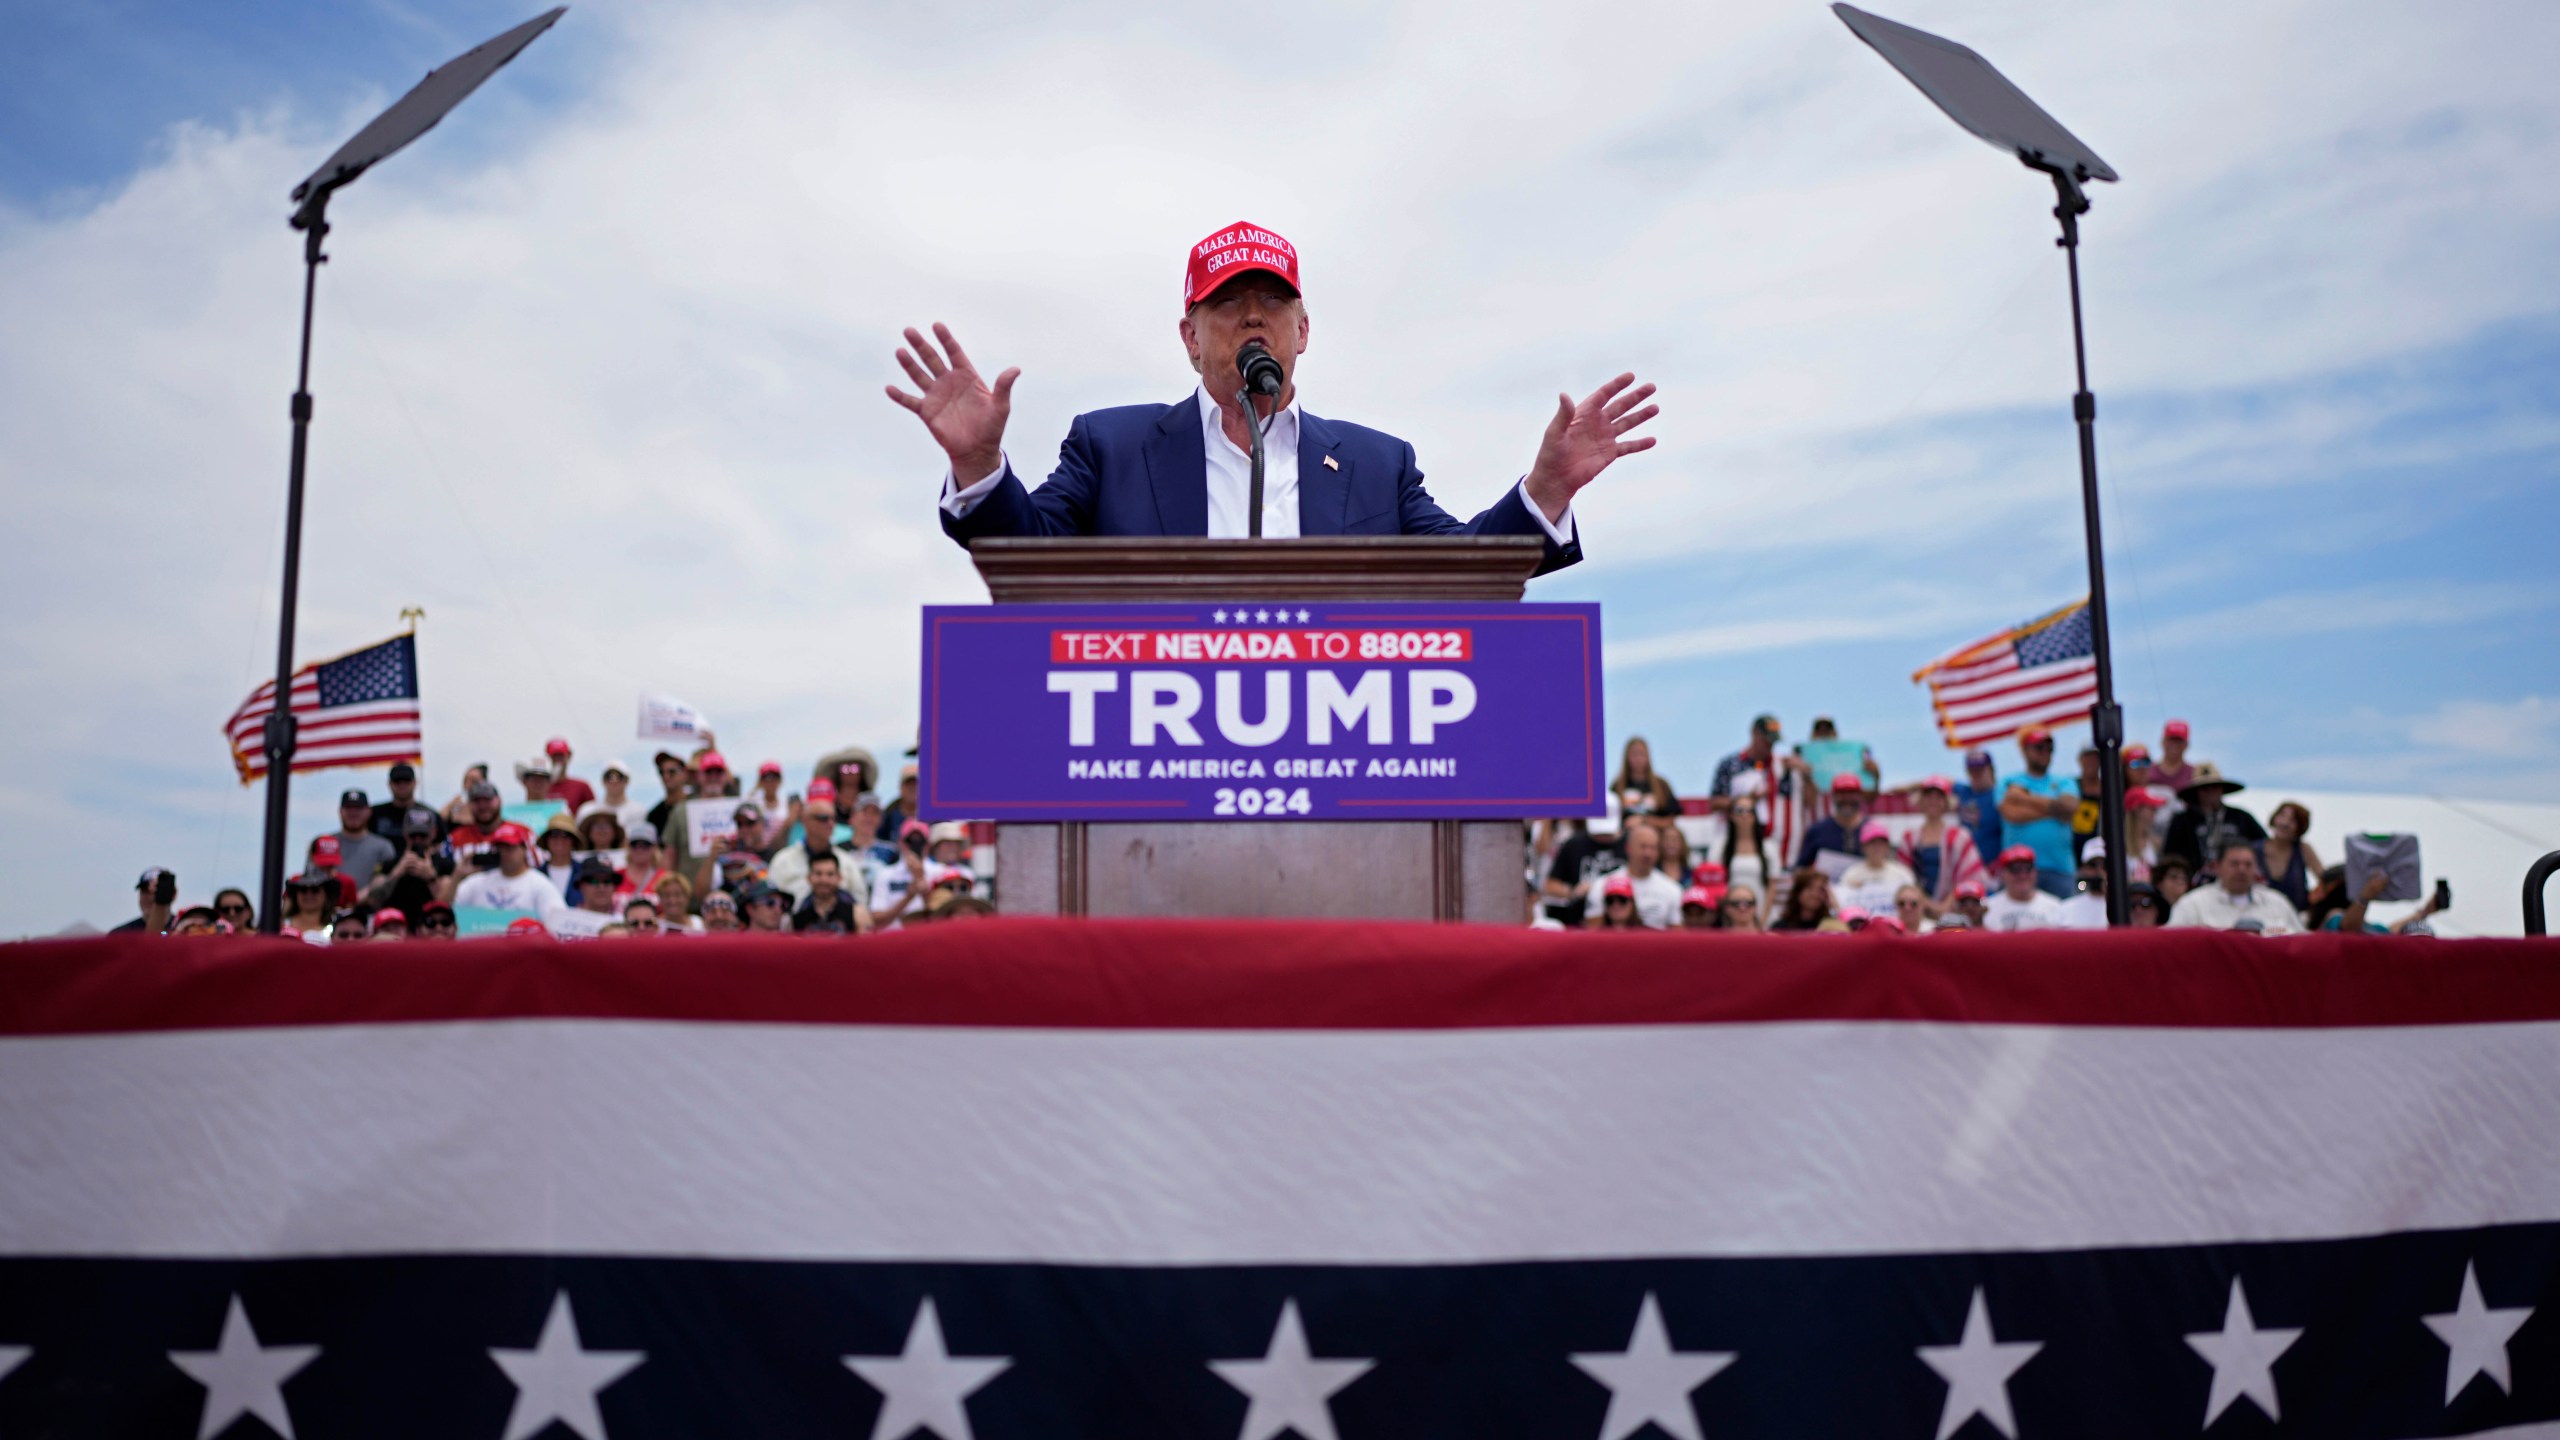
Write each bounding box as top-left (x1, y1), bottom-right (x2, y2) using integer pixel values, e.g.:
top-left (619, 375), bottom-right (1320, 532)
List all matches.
top-left (1534, 716), bottom-right (2450, 936)
top-left (124, 739), bottom-right (996, 942)
top-left (115, 716), bottom-right (2450, 941)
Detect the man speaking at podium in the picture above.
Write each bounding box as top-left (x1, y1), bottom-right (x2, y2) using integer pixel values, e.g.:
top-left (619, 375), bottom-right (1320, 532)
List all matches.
top-left (886, 222), bottom-right (1658, 575)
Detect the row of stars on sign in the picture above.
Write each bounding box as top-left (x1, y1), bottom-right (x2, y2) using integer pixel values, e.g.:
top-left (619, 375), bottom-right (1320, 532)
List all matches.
top-left (24, 1262), bottom-right (2535, 1440)
top-left (1211, 609), bottom-right (1315, 625)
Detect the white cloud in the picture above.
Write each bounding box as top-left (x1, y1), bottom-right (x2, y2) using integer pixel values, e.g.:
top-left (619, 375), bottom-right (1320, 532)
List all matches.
top-left (2141, 581), bottom-right (2557, 650)
top-left (2409, 695), bottom-right (2560, 759)
top-left (4, 0), bottom-right (2559, 931)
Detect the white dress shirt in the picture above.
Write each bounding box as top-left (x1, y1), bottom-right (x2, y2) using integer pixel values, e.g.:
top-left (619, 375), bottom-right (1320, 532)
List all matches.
top-left (940, 387), bottom-right (1577, 544)
top-left (2166, 883), bottom-right (2304, 934)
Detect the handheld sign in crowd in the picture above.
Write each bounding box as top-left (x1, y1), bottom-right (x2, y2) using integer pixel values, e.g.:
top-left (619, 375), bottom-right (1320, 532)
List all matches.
top-left (917, 602), bottom-right (1604, 821)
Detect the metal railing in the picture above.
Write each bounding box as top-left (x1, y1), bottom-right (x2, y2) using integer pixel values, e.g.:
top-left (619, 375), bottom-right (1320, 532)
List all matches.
top-left (2528, 851), bottom-right (2560, 937)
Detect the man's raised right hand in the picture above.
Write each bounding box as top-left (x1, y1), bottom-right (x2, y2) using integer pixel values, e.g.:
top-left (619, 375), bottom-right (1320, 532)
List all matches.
top-left (886, 323), bottom-right (1018, 482)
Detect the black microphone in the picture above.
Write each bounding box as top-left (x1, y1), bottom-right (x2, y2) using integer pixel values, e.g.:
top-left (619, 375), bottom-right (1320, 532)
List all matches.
top-left (1236, 340), bottom-right (1285, 398)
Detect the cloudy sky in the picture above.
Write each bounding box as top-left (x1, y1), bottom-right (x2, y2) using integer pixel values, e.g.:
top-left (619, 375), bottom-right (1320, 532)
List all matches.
top-left (4, 0), bottom-right (2556, 933)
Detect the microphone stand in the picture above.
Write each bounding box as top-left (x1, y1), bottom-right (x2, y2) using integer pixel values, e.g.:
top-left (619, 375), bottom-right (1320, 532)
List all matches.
top-left (1235, 383), bottom-right (1270, 539)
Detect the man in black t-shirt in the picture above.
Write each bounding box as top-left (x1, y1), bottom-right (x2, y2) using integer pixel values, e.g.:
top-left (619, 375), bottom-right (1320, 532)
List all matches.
top-left (791, 853), bottom-right (865, 934)
top-left (1540, 819), bottom-right (1622, 928)
top-left (370, 763), bottom-right (444, 846)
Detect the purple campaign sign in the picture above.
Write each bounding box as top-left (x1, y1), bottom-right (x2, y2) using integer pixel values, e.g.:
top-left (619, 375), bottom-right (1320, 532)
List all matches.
top-left (918, 602), bottom-right (1604, 821)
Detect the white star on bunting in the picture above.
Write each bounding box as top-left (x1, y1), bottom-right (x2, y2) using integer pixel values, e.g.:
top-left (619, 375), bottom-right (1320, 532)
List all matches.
top-left (1569, 1292), bottom-right (1734, 1440)
top-left (1213, 610), bottom-right (1229, 624)
top-left (2423, 1260), bottom-right (2533, 1405)
top-left (1917, 1287), bottom-right (2041, 1440)
top-left (168, 1294), bottom-right (319, 1440)
top-left (2184, 1277), bottom-right (2301, 1426)
top-left (1255, 609), bottom-right (1271, 623)
top-left (1295, 609), bottom-right (1311, 623)
top-left (843, 1296), bottom-right (1011, 1440)
top-left (490, 1291), bottom-right (644, 1440)
top-left (1211, 1299), bottom-right (1373, 1440)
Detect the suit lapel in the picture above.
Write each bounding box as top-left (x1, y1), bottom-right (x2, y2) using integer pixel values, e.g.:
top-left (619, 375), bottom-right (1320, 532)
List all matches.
top-left (1296, 411), bottom-right (1349, 536)
top-left (1144, 395), bottom-right (1210, 537)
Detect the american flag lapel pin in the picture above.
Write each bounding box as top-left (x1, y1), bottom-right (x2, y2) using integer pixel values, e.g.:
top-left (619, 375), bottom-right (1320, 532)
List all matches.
top-left (1322, 454), bottom-right (1339, 471)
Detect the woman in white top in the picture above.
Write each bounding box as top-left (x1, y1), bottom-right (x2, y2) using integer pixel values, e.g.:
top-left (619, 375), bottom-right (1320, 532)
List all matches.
top-left (1718, 776), bottom-right (1775, 901)
top-left (1836, 823), bottom-right (1918, 917)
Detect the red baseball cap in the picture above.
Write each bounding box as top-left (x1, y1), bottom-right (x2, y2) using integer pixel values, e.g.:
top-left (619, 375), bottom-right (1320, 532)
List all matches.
top-left (1997, 844), bottom-right (2039, 869)
top-left (545, 736), bottom-right (571, 756)
top-left (1829, 772), bottom-right (1865, 795)
top-left (758, 759), bottom-right (782, 777)
top-left (1954, 880), bottom-right (1988, 900)
top-left (2127, 784), bottom-right (2168, 810)
top-left (807, 778), bottom-right (838, 803)
top-left (374, 907), bottom-right (407, 925)
top-left (1858, 821), bottom-right (1892, 845)
top-left (311, 835), bottom-right (341, 864)
top-left (1601, 873), bottom-right (1636, 899)
top-left (2019, 725), bottom-right (2053, 745)
top-left (1184, 221), bottom-right (1299, 308)
top-left (505, 916), bottom-right (550, 938)
top-left (1865, 914), bottom-right (1907, 936)
top-left (2122, 743), bottom-right (2151, 762)
top-left (1691, 860), bottom-right (1727, 885)
top-left (697, 751), bottom-right (728, 773)
top-left (2163, 719), bottom-right (2191, 739)
top-left (492, 822), bottom-right (533, 847)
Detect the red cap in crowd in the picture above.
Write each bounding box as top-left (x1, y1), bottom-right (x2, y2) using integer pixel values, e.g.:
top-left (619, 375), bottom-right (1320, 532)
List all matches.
top-left (374, 907), bottom-right (407, 926)
top-left (492, 822), bottom-right (533, 847)
top-left (2122, 743), bottom-right (2151, 762)
top-left (1920, 774), bottom-right (1955, 794)
top-left (697, 751), bottom-right (728, 773)
top-left (2019, 725), bottom-right (2053, 745)
top-left (1183, 221), bottom-right (1299, 308)
top-left (758, 759), bottom-right (782, 777)
top-left (2163, 719), bottom-right (2191, 739)
top-left (1954, 880), bottom-right (1988, 900)
top-left (807, 779), bottom-right (837, 803)
top-left (505, 917), bottom-right (550, 938)
top-left (1681, 884), bottom-right (1716, 909)
top-left (1996, 844), bottom-right (2039, 869)
top-left (1865, 914), bottom-right (1907, 936)
top-left (901, 819), bottom-right (931, 841)
top-left (1858, 821), bottom-right (1892, 845)
top-left (2126, 785), bottom-right (2167, 810)
top-left (545, 736), bottom-right (571, 757)
top-left (1829, 772), bottom-right (1865, 795)
top-left (311, 835), bottom-right (341, 864)
top-left (1691, 860), bottom-right (1727, 885)
top-left (1601, 874), bottom-right (1636, 900)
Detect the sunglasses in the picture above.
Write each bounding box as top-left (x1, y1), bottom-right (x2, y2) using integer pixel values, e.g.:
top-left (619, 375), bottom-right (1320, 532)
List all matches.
top-left (417, 917), bottom-right (456, 930)
top-left (216, 902), bottom-right (253, 915)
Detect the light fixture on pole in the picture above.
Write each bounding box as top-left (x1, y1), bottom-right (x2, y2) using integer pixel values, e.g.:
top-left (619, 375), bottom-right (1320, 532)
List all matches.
top-left (1833, 3), bottom-right (2130, 924)
top-left (256, 8), bottom-right (566, 933)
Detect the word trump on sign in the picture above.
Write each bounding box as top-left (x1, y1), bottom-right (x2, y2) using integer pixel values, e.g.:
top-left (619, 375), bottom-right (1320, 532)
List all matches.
top-left (1046, 667), bottom-right (1478, 747)
top-left (919, 603), bottom-right (1603, 822)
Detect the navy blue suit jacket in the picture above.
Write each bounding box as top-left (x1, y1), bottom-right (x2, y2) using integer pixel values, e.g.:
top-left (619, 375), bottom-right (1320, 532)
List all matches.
top-left (939, 394), bottom-right (1582, 575)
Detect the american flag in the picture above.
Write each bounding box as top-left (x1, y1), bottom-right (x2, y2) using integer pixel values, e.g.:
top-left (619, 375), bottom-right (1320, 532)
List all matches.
top-left (1913, 601), bottom-right (2099, 750)
top-left (223, 633), bottom-right (424, 784)
top-left (0, 922), bottom-right (2553, 1438)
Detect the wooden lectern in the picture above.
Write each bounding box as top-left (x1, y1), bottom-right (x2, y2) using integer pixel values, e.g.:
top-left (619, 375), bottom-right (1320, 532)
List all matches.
top-left (970, 536), bottom-right (1548, 924)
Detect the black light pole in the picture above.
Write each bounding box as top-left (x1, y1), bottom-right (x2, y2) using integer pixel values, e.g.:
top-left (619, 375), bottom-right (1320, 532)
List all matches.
top-left (2042, 165), bottom-right (2129, 926)
top-left (1832, 4), bottom-right (2130, 923)
top-left (254, 8), bottom-right (566, 931)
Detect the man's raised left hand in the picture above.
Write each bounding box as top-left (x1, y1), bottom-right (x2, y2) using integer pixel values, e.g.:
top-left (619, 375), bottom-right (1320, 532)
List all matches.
top-left (1522, 374), bottom-right (1659, 523)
